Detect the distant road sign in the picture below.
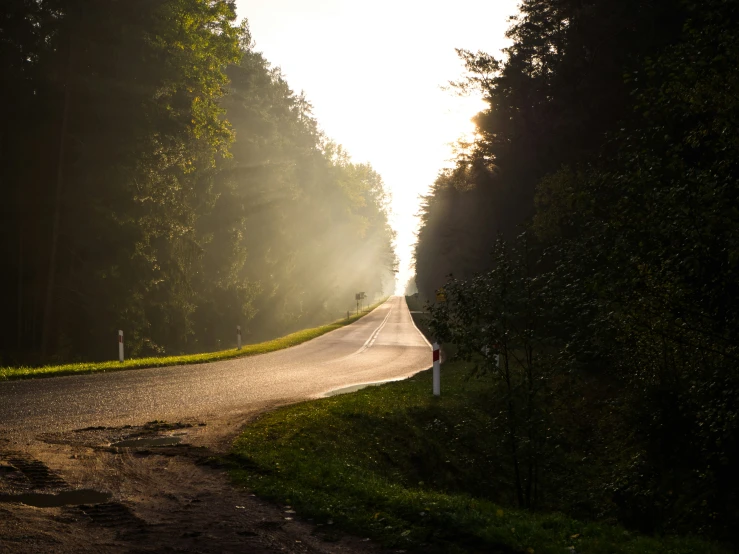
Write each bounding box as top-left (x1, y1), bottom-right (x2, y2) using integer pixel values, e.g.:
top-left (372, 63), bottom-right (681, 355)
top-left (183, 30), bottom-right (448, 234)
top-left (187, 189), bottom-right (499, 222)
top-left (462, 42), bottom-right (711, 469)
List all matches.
top-left (435, 288), bottom-right (446, 302)
top-left (355, 292), bottom-right (366, 315)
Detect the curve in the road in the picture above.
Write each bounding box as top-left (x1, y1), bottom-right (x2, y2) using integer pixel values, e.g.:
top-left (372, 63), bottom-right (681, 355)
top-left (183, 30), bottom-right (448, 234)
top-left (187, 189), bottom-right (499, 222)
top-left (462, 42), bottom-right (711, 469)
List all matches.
top-left (0, 296), bottom-right (430, 437)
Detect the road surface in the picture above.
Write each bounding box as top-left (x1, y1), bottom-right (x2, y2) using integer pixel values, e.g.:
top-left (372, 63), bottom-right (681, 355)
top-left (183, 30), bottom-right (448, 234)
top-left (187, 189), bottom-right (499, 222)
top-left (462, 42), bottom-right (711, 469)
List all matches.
top-left (0, 296), bottom-right (430, 437)
top-left (0, 296), bottom-right (430, 553)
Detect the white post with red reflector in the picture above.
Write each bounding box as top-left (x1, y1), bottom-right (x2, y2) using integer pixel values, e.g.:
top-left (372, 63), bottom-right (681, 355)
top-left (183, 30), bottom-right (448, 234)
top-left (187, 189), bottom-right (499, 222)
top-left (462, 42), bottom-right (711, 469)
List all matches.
top-left (237, 325), bottom-right (242, 350)
top-left (118, 330), bottom-right (124, 363)
top-left (433, 342), bottom-right (441, 396)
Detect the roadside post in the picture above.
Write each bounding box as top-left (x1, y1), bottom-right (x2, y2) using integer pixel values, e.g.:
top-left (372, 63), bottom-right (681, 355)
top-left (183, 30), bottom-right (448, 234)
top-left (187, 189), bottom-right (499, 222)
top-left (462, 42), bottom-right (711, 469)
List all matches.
top-left (432, 288), bottom-right (445, 396)
top-left (433, 342), bottom-right (441, 396)
top-left (237, 325), bottom-right (242, 350)
top-left (118, 330), bottom-right (124, 363)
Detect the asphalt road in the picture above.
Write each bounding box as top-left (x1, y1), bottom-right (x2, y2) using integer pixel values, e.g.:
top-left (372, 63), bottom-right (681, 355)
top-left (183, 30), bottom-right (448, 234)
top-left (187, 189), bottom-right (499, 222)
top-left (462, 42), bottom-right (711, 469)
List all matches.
top-left (0, 296), bottom-right (430, 438)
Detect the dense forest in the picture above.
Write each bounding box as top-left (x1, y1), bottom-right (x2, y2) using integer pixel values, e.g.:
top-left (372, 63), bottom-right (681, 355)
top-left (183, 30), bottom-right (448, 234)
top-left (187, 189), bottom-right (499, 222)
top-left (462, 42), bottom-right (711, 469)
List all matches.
top-left (0, 0), bottom-right (396, 365)
top-left (416, 0), bottom-right (738, 545)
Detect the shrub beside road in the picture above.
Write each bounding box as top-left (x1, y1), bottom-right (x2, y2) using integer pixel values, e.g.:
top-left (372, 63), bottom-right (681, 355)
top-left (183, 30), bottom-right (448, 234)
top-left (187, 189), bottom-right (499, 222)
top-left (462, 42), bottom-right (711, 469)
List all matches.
top-left (229, 298), bottom-right (728, 553)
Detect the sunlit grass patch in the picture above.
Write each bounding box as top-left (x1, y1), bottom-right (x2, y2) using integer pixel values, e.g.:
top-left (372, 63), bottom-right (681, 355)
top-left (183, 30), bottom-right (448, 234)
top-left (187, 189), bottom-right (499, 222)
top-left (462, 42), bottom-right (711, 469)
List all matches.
top-left (0, 299), bottom-right (387, 381)
top-left (230, 362), bottom-right (729, 553)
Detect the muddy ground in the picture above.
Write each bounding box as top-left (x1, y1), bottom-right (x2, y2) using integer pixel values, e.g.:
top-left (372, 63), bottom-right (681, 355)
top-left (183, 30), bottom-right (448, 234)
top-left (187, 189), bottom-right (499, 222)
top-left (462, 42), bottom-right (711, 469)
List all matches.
top-left (0, 410), bottom-right (393, 553)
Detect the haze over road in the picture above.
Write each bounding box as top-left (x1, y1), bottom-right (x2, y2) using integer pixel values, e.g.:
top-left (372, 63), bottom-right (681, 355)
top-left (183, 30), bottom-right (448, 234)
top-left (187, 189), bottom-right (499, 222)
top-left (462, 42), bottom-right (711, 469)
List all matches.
top-left (0, 296), bottom-right (430, 438)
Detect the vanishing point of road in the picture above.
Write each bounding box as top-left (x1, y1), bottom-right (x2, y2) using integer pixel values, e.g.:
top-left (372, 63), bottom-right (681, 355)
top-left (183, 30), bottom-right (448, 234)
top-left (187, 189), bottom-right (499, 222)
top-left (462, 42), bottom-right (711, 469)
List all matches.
top-left (0, 296), bottom-right (430, 438)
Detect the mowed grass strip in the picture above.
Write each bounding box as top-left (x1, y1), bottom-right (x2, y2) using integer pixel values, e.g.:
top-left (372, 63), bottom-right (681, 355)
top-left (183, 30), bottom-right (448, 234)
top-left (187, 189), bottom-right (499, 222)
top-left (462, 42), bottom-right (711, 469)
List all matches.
top-left (0, 299), bottom-right (387, 381)
top-left (230, 361), bottom-right (728, 554)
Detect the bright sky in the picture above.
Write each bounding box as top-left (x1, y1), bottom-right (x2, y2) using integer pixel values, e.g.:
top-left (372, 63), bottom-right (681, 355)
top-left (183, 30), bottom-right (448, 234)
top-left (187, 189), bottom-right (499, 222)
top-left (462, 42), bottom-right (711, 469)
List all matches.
top-left (235, 0), bottom-right (519, 294)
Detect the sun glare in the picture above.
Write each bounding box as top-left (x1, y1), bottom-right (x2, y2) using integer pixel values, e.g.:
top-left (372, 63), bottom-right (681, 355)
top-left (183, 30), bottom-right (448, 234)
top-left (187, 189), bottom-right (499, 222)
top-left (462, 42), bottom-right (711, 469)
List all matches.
top-left (387, 91), bottom-right (488, 295)
top-left (236, 0), bottom-right (517, 296)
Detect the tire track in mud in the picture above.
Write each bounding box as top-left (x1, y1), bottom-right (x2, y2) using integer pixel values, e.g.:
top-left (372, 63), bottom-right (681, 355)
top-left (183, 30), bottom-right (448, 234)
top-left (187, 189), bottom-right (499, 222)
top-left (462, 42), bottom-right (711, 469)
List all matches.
top-left (0, 422), bottom-right (392, 553)
top-left (71, 502), bottom-right (147, 528)
top-left (0, 446), bottom-right (147, 538)
top-left (0, 452), bottom-right (69, 490)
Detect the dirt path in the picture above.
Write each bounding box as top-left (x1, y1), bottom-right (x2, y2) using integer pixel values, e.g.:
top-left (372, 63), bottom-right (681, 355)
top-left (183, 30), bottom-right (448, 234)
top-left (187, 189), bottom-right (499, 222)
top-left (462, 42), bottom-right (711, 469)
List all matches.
top-left (0, 409), bottom-right (393, 553)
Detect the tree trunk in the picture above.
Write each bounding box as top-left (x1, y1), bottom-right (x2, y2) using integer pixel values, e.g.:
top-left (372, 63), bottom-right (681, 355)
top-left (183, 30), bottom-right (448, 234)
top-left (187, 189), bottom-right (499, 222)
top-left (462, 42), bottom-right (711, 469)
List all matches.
top-left (17, 231), bottom-right (23, 350)
top-left (503, 338), bottom-right (524, 508)
top-left (42, 39), bottom-right (74, 359)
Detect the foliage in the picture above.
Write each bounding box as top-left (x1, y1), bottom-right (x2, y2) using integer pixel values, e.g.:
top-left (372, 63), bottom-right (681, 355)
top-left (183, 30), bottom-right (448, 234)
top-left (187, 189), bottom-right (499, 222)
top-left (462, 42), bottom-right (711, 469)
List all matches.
top-left (414, 0), bottom-right (681, 299)
top-left (532, 0), bottom-right (739, 538)
top-left (0, 1), bottom-right (396, 365)
top-left (230, 359), bottom-right (728, 553)
top-left (415, 0), bottom-right (739, 543)
top-left (429, 235), bottom-right (564, 511)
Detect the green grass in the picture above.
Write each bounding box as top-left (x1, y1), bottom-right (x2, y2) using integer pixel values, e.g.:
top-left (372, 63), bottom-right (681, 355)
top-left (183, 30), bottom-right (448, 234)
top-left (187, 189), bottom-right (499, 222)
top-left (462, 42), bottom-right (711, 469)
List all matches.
top-left (0, 299), bottom-right (387, 381)
top-left (230, 360), bottom-right (728, 553)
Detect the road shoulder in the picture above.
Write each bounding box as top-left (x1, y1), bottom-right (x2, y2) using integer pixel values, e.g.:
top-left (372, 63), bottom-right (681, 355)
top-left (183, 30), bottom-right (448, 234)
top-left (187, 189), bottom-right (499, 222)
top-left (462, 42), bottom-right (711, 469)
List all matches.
top-left (0, 408), bottom-right (392, 553)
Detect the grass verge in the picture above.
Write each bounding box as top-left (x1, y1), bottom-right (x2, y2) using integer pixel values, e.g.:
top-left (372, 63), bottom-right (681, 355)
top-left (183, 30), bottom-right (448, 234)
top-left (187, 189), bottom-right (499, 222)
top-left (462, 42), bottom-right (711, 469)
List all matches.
top-left (229, 339), bottom-right (728, 552)
top-left (0, 299), bottom-right (387, 381)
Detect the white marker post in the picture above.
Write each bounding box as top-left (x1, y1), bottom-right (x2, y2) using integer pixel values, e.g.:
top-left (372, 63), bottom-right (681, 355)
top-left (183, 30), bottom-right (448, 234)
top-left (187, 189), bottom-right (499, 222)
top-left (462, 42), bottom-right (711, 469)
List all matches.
top-left (237, 325), bottom-right (242, 350)
top-left (432, 342), bottom-right (441, 396)
top-left (118, 330), bottom-right (124, 363)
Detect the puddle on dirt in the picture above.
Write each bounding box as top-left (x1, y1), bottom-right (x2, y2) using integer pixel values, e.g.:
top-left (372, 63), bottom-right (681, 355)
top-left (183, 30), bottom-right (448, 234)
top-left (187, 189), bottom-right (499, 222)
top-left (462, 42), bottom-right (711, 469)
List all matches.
top-left (110, 436), bottom-right (183, 448)
top-left (0, 489), bottom-right (111, 508)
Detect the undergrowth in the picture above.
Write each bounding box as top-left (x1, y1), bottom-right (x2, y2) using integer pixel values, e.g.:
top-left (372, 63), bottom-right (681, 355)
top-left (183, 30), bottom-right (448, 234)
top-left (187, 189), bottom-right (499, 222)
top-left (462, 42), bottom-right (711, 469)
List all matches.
top-left (230, 360), bottom-right (728, 553)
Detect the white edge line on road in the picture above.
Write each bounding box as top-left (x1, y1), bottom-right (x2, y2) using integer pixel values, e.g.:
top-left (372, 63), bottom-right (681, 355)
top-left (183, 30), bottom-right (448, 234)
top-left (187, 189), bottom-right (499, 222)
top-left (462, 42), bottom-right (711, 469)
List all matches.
top-left (404, 297), bottom-right (432, 349)
top-left (316, 375), bottom-right (410, 398)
